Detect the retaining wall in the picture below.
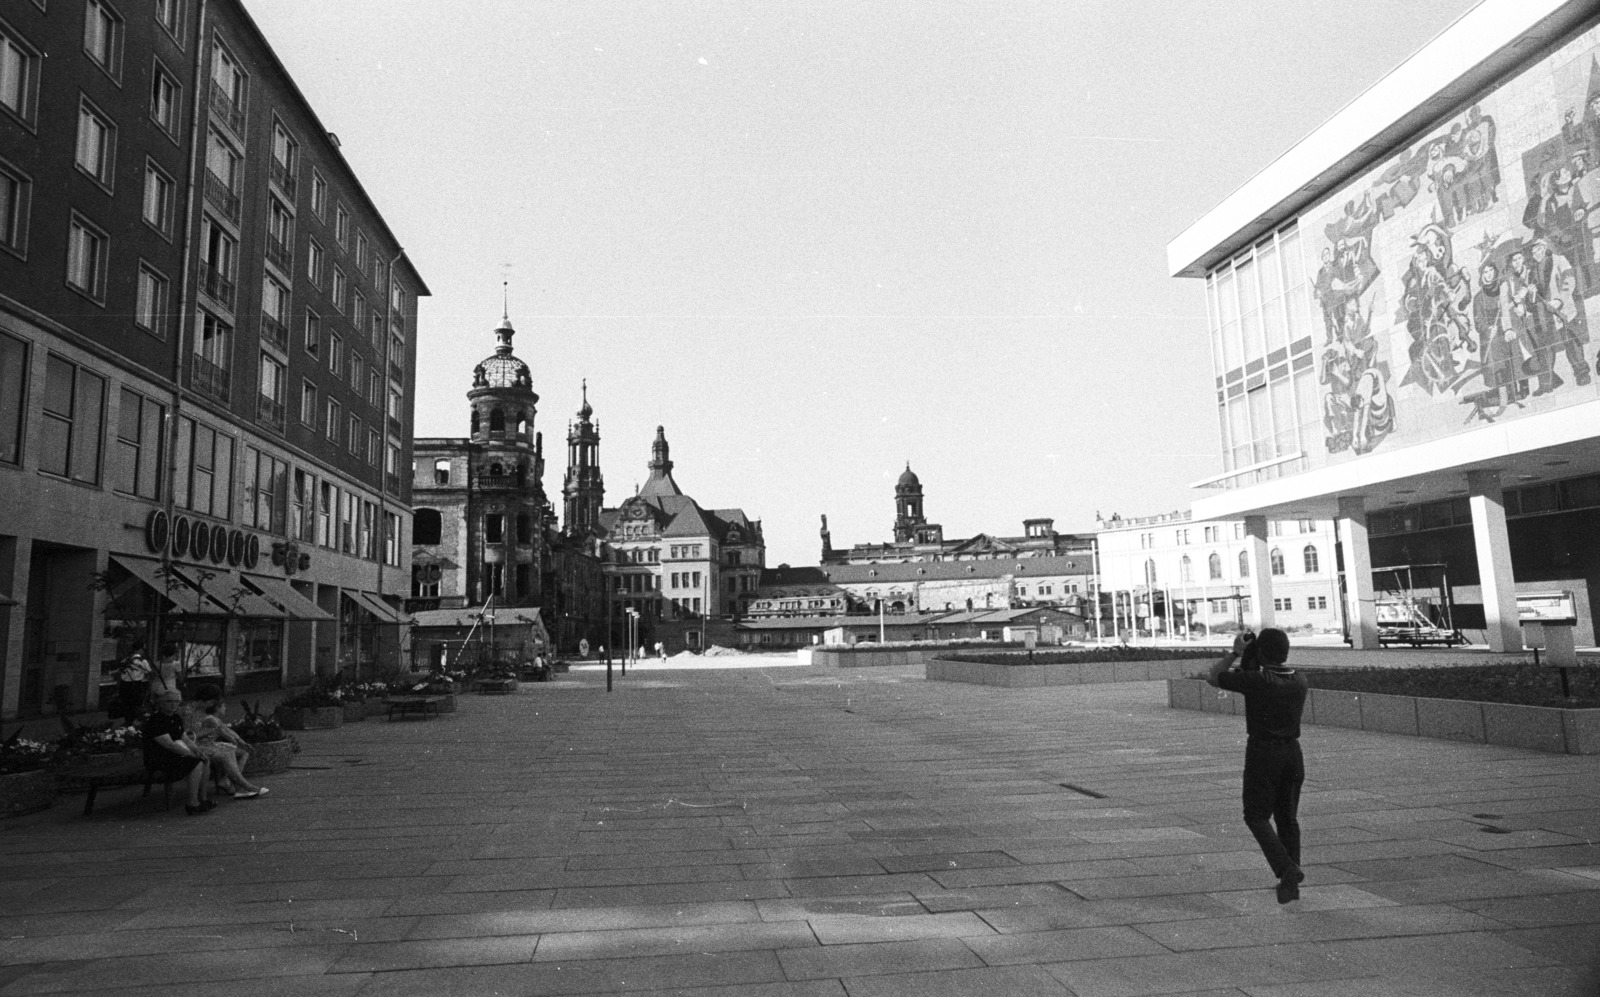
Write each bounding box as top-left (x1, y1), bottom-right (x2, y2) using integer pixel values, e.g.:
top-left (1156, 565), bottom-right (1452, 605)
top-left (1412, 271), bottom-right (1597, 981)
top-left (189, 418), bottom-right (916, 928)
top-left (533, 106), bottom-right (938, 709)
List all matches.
top-left (925, 657), bottom-right (1207, 687)
top-left (1166, 677), bottom-right (1599, 755)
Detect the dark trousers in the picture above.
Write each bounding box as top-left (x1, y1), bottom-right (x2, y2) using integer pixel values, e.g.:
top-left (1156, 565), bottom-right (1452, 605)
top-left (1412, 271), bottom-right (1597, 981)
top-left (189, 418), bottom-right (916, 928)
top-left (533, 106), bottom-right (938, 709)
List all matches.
top-left (1242, 738), bottom-right (1304, 878)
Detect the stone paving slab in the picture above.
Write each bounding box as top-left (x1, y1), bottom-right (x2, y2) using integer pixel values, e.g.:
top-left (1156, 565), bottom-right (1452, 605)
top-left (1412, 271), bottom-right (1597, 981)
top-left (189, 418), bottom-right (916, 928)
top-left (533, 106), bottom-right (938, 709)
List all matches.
top-left (0, 664), bottom-right (1596, 995)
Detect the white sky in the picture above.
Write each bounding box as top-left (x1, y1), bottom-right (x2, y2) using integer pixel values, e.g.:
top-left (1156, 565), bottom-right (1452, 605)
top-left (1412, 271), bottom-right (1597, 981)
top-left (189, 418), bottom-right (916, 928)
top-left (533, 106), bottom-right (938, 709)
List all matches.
top-left (245, 0), bottom-right (1481, 566)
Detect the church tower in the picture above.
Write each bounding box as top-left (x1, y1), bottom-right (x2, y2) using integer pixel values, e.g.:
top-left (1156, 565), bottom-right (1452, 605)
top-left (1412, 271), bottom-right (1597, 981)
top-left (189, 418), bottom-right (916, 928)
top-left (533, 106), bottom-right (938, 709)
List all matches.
top-left (893, 463), bottom-right (927, 542)
top-left (466, 310), bottom-right (546, 606)
top-left (562, 381), bottom-right (604, 535)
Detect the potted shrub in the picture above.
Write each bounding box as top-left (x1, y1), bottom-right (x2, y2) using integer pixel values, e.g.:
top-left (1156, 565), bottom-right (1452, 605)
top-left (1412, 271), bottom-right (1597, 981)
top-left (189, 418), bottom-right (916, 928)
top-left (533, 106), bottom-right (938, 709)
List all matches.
top-left (476, 662), bottom-right (519, 694)
top-left (235, 700), bottom-right (296, 775)
top-left (276, 681), bottom-right (344, 730)
top-left (53, 719), bottom-right (142, 766)
top-left (0, 730), bottom-right (57, 817)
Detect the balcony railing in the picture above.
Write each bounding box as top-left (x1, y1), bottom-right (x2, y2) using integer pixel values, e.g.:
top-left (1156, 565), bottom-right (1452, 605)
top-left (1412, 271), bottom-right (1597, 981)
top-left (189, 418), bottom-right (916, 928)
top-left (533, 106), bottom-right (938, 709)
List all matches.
top-left (259, 313), bottom-right (288, 352)
top-left (257, 394), bottom-right (285, 431)
top-left (265, 235), bottom-right (292, 273)
top-left (269, 158), bottom-right (297, 200)
top-left (385, 472), bottom-right (400, 494)
top-left (204, 171), bottom-right (240, 223)
top-left (388, 360), bottom-right (404, 383)
top-left (209, 82), bottom-right (245, 136)
top-left (191, 354), bottom-right (231, 401)
top-left (199, 262), bottom-right (235, 310)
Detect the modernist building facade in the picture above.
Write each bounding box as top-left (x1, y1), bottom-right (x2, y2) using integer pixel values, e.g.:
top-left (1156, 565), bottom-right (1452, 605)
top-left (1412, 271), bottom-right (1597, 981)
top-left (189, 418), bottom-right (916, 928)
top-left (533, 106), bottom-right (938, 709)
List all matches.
top-left (1095, 511), bottom-right (1341, 637)
top-left (1169, 0), bottom-right (1600, 650)
top-left (821, 464), bottom-right (1090, 565)
top-left (408, 316), bottom-right (607, 654)
top-left (0, 0), bottom-right (424, 718)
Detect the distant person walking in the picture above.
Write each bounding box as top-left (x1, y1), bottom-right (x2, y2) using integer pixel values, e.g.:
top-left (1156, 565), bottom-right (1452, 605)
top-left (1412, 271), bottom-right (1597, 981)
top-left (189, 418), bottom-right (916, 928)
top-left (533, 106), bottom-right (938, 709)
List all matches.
top-left (1206, 627), bottom-right (1309, 903)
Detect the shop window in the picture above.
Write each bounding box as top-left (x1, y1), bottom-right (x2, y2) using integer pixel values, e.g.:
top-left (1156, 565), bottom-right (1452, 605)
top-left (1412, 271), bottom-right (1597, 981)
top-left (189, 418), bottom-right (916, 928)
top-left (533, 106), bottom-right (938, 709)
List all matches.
top-left (114, 388), bottom-right (164, 498)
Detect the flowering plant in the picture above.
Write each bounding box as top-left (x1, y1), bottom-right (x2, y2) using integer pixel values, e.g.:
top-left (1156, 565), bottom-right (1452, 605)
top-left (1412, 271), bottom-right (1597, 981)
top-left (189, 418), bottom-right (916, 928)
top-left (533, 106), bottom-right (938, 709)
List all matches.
top-left (0, 730), bottom-right (56, 774)
top-left (233, 700), bottom-right (286, 743)
top-left (55, 720), bottom-right (141, 761)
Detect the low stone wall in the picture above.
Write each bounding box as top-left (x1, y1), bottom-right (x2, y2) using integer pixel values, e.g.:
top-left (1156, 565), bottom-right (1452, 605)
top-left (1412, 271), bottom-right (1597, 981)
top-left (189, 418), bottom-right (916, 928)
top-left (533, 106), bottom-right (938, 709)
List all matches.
top-left (1166, 677), bottom-right (1599, 755)
top-left (813, 648), bottom-right (950, 668)
top-left (926, 657), bottom-right (1206, 687)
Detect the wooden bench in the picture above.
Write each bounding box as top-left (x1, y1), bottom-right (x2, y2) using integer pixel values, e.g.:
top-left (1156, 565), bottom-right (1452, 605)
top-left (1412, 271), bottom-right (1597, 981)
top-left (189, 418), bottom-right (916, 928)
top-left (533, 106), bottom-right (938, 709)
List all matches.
top-left (55, 754), bottom-right (189, 816)
top-left (383, 695), bottom-right (445, 721)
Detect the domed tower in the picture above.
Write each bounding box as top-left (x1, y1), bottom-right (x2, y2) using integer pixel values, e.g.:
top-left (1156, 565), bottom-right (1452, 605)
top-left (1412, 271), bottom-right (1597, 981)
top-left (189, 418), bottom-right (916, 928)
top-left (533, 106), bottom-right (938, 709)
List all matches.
top-left (562, 381), bottom-right (604, 535)
top-left (893, 463), bottom-right (926, 543)
top-left (466, 310), bottom-right (545, 606)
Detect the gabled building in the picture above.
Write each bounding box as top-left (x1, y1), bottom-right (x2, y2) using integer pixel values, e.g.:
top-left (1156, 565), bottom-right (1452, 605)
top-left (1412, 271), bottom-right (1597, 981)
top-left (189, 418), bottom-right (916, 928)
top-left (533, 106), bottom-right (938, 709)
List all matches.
top-left (599, 427), bottom-right (765, 652)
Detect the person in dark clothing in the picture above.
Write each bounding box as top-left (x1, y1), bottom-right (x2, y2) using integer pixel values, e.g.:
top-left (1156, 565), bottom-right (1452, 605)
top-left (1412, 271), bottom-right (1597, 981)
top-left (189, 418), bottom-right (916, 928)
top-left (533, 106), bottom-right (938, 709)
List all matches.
top-left (1207, 627), bottom-right (1309, 903)
top-left (140, 689), bottom-right (215, 815)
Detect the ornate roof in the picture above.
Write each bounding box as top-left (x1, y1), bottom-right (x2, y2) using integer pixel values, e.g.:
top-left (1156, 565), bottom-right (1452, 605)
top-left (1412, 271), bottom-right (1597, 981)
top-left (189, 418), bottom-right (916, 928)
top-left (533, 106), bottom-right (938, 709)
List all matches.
top-left (897, 463), bottom-right (920, 488)
top-left (473, 313), bottom-right (532, 390)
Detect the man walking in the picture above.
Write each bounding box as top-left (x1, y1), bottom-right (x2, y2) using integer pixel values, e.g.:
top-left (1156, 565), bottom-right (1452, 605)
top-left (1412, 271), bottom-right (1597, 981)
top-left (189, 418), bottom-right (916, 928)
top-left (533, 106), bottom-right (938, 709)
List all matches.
top-left (1207, 627), bottom-right (1309, 903)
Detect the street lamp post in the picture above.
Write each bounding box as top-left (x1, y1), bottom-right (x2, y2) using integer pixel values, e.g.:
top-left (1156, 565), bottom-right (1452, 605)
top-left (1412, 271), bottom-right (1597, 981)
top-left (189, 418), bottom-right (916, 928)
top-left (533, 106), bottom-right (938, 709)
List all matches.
top-left (624, 608), bottom-right (638, 676)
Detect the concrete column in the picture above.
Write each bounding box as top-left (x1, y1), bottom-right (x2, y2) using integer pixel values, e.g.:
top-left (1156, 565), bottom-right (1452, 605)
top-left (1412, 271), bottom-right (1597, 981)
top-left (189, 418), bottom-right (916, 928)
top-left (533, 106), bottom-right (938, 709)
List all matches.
top-left (0, 535), bottom-right (31, 721)
top-left (1467, 470), bottom-right (1522, 652)
top-left (1244, 516), bottom-right (1275, 629)
top-left (1337, 496), bottom-right (1380, 649)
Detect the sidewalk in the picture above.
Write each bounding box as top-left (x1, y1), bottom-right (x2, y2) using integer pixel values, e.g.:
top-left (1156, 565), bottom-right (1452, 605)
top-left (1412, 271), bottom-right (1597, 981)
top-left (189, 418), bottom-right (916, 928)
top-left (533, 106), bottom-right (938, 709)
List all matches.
top-left (0, 659), bottom-right (1595, 996)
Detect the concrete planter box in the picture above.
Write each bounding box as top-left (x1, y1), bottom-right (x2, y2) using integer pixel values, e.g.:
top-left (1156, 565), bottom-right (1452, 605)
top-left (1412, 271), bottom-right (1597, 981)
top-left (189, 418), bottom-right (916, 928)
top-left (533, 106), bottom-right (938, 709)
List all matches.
top-left (1482, 703), bottom-right (1566, 753)
top-left (1358, 693), bottom-right (1419, 737)
top-left (243, 738), bottom-right (293, 775)
top-left (1309, 689), bottom-right (1363, 729)
top-left (1415, 698), bottom-right (1485, 744)
top-left (1166, 678), bottom-right (1596, 755)
top-left (928, 656), bottom-right (1217, 689)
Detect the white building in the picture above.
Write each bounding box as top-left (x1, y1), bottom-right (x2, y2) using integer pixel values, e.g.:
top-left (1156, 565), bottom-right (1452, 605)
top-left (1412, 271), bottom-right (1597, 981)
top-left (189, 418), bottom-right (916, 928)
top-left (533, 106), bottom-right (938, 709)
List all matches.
top-left (1169, 0), bottom-right (1600, 650)
top-left (1095, 512), bottom-right (1340, 638)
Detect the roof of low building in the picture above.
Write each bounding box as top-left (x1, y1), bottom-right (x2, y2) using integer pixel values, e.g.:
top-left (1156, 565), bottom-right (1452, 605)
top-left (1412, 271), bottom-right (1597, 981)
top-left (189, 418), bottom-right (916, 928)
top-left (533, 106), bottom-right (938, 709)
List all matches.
top-left (762, 555), bottom-right (1092, 587)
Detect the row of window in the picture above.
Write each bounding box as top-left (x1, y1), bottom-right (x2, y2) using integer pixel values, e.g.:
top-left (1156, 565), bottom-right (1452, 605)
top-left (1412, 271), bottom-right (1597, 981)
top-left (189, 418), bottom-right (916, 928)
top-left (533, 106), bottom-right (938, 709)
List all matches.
top-left (669, 571), bottom-right (703, 590)
top-left (1141, 544), bottom-right (1323, 585)
top-left (0, 329), bottom-right (400, 563)
top-left (1135, 519), bottom-right (1322, 549)
top-left (668, 544), bottom-right (704, 559)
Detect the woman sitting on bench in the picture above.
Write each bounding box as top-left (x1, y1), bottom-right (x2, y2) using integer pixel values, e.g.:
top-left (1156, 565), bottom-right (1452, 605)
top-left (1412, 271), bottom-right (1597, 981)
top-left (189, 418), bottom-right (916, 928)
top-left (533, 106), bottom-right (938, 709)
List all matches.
top-left (187, 685), bottom-right (269, 800)
top-left (141, 690), bottom-right (215, 816)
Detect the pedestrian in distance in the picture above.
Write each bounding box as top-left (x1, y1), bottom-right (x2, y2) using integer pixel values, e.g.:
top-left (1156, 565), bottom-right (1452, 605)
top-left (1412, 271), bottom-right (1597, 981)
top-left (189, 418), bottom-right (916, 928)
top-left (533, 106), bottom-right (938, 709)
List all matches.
top-left (1206, 627), bottom-right (1309, 903)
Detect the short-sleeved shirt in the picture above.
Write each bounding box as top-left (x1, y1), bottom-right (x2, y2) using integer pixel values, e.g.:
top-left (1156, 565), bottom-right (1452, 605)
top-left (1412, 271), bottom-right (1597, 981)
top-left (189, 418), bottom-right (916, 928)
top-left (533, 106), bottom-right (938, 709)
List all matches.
top-left (141, 710), bottom-right (187, 761)
top-left (1216, 664), bottom-right (1308, 740)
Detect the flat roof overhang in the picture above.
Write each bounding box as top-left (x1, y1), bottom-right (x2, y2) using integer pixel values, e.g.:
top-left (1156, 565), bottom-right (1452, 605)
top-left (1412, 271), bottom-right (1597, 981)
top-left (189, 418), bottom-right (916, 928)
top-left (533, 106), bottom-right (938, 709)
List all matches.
top-left (1191, 399), bottom-right (1600, 522)
top-left (1167, 0), bottom-right (1596, 279)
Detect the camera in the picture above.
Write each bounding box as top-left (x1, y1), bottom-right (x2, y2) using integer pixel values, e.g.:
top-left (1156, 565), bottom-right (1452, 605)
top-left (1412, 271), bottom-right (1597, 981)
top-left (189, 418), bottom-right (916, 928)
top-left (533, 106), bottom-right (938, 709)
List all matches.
top-left (1239, 629), bottom-right (1261, 670)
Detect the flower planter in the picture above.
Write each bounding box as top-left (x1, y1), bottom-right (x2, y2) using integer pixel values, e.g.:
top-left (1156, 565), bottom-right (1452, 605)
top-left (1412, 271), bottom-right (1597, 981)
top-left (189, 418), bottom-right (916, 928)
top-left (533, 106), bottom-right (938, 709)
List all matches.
top-left (477, 678), bottom-right (518, 694)
top-left (277, 706), bottom-right (342, 730)
top-left (242, 738), bottom-right (293, 775)
top-left (423, 692), bottom-right (457, 713)
top-left (342, 701), bottom-right (368, 723)
top-left (0, 769), bottom-right (56, 817)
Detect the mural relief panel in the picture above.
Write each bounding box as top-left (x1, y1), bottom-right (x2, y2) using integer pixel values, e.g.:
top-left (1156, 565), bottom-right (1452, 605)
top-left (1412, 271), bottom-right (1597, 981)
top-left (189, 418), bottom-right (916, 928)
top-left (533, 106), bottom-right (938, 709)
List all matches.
top-left (1303, 30), bottom-right (1600, 464)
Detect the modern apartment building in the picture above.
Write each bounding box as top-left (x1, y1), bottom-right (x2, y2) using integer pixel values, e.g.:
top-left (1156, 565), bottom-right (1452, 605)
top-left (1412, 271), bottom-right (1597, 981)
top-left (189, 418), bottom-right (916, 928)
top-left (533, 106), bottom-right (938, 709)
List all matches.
top-left (0, 0), bottom-right (426, 718)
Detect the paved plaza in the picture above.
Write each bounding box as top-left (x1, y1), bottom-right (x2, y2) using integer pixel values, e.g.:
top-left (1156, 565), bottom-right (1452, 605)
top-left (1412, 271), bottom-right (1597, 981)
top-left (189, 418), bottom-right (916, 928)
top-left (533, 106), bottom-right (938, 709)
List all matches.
top-left (1, 658), bottom-right (1597, 996)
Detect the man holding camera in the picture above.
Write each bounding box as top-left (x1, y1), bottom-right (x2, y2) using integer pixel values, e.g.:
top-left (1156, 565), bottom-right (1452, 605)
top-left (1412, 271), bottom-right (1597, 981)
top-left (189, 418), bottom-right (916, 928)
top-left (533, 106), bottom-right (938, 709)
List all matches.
top-left (1207, 627), bottom-right (1309, 903)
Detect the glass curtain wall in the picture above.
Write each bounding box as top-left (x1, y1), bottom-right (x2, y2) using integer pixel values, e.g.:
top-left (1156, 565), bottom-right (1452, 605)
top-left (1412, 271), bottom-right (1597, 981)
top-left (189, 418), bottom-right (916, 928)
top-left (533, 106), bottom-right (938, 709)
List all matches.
top-left (1206, 225), bottom-right (1319, 486)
